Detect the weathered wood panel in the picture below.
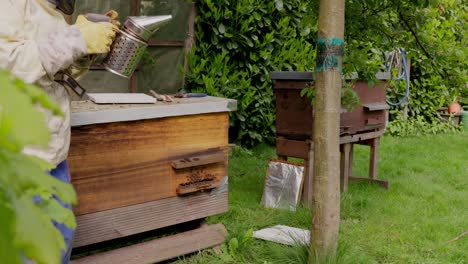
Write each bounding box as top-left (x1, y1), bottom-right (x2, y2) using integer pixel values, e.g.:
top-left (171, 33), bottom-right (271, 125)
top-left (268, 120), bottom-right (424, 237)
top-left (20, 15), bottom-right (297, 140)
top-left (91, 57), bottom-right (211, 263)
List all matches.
top-left (73, 192), bottom-right (228, 248)
top-left (276, 137), bottom-right (309, 160)
top-left (71, 223), bottom-right (227, 264)
top-left (69, 112), bottom-right (229, 215)
top-left (172, 151), bottom-right (225, 169)
top-left (340, 81), bottom-right (388, 134)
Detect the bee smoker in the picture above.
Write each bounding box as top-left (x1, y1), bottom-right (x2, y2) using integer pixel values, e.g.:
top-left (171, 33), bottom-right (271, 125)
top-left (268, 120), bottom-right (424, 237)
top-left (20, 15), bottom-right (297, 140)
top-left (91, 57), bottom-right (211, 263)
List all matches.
top-left (102, 15), bottom-right (173, 78)
top-left (58, 15), bottom-right (172, 98)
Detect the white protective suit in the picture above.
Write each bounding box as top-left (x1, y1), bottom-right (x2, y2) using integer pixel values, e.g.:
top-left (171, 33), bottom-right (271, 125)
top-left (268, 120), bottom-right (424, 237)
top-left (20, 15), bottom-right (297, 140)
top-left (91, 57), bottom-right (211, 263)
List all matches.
top-left (0, 0), bottom-right (88, 166)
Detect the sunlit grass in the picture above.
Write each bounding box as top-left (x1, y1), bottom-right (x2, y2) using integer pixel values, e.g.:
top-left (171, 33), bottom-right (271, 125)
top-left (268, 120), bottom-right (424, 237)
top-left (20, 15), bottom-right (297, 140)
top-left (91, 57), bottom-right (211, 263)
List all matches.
top-left (174, 132), bottom-right (467, 263)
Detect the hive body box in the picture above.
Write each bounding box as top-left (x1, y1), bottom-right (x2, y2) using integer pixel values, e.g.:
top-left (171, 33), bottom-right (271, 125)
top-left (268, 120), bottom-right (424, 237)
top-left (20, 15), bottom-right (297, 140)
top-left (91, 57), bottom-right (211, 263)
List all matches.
top-left (68, 97), bottom-right (236, 248)
top-left (271, 71), bottom-right (390, 140)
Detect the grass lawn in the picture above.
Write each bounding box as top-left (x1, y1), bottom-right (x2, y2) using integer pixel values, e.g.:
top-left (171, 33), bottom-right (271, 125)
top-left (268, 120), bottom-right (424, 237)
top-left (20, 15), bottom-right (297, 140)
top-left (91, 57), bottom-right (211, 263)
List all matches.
top-left (174, 132), bottom-right (467, 264)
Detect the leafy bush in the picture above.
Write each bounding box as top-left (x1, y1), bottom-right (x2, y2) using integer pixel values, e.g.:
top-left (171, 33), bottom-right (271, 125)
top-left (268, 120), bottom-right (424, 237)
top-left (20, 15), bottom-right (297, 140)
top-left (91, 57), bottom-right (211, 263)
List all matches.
top-left (386, 111), bottom-right (460, 137)
top-left (186, 0), bottom-right (316, 147)
top-left (348, 0), bottom-right (467, 124)
top-left (187, 0), bottom-right (467, 145)
top-left (0, 70), bottom-right (77, 264)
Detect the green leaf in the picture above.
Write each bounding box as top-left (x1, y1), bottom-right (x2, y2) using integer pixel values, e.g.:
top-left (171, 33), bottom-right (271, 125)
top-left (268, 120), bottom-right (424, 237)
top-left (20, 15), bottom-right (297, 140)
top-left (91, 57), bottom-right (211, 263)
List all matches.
top-left (39, 199), bottom-right (77, 229)
top-left (218, 24), bottom-right (226, 34)
top-left (0, 69), bottom-right (75, 264)
top-left (13, 195), bottom-right (65, 264)
top-left (0, 71), bottom-right (50, 149)
top-left (242, 228), bottom-right (254, 243)
top-left (0, 200), bottom-right (22, 264)
top-left (228, 237), bottom-right (239, 257)
top-left (4, 150), bottom-right (77, 205)
top-left (275, 0), bottom-right (284, 11)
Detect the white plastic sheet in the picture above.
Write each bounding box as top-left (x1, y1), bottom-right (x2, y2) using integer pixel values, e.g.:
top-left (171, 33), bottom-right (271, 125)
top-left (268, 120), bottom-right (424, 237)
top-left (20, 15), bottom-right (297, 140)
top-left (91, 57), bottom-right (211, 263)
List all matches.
top-left (253, 225), bottom-right (310, 246)
top-left (261, 160), bottom-right (305, 211)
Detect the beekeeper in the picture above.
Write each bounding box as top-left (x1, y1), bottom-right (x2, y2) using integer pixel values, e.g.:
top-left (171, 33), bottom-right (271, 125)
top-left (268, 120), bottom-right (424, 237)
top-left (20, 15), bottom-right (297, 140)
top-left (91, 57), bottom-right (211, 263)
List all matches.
top-left (0, 0), bottom-right (118, 263)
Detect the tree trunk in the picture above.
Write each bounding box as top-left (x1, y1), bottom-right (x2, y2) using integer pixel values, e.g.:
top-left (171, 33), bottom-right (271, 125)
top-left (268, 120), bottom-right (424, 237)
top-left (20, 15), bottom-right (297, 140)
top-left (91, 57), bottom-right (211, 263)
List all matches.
top-left (309, 0), bottom-right (345, 263)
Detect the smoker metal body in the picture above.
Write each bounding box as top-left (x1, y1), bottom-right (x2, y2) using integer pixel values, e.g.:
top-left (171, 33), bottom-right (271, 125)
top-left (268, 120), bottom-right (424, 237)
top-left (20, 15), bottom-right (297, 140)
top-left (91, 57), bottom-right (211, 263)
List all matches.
top-left (102, 15), bottom-right (172, 78)
top-left (103, 30), bottom-right (148, 78)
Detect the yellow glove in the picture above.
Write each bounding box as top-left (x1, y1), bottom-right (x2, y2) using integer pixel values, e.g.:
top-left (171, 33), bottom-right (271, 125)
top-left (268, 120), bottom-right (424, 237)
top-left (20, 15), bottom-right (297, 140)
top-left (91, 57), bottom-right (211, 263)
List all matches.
top-left (75, 15), bottom-right (118, 54)
top-left (105, 10), bottom-right (121, 27)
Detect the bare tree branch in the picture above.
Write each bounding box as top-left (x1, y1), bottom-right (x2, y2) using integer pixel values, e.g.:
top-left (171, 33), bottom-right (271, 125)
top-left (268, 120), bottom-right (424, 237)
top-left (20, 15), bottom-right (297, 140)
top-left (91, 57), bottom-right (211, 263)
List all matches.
top-left (398, 11), bottom-right (432, 59)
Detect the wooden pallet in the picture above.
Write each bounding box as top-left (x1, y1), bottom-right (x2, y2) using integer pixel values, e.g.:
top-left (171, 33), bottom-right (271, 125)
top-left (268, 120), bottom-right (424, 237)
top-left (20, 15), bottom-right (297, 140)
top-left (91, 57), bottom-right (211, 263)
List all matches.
top-left (73, 191), bottom-right (228, 248)
top-left (71, 223), bottom-right (227, 264)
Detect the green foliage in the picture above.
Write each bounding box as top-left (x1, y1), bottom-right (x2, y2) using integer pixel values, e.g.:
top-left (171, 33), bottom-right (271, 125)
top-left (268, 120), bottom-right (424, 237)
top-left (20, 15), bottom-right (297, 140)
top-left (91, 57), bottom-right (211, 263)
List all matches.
top-left (0, 69), bottom-right (77, 264)
top-left (186, 0), bottom-right (316, 147)
top-left (346, 0), bottom-right (467, 124)
top-left (461, 85), bottom-right (468, 106)
top-left (341, 82), bottom-right (362, 111)
top-left (299, 83), bottom-right (315, 106)
top-left (343, 41), bottom-right (385, 86)
top-left (215, 229), bottom-right (255, 263)
top-left (300, 81), bottom-right (361, 112)
top-left (187, 0), bottom-right (467, 146)
top-left (386, 111), bottom-right (460, 137)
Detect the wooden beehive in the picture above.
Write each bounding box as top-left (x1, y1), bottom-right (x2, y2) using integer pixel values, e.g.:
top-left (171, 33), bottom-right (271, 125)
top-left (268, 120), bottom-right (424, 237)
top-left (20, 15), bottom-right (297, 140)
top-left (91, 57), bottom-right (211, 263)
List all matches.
top-left (271, 71), bottom-right (390, 140)
top-left (68, 97), bottom-right (236, 248)
top-left (271, 72), bottom-right (391, 199)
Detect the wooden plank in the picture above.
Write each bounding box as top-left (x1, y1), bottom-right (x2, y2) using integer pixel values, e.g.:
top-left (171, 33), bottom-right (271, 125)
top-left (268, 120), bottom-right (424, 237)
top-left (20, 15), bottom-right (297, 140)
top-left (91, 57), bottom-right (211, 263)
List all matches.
top-left (363, 103), bottom-right (390, 111)
top-left (348, 144), bottom-right (354, 183)
top-left (71, 224), bottom-right (227, 264)
top-left (73, 192), bottom-right (228, 248)
top-left (270, 72), bottom-right (315, 81)
top-left (366, 117), bottom-right (384, 125)
top-left (172, 152), bottom-right (225, 169)
top-left (303, 141), bottom-right (314, 207)
top-left (276, 137), bottom-right (309, 159)
top-left (369, 138), bottom-right (379, 179)
top-left (340, 143), bottom-right (351, 192)
top-left (69, 113), bottom-right (229, 215)
top-left (339, 130), bottom-right (384, 144)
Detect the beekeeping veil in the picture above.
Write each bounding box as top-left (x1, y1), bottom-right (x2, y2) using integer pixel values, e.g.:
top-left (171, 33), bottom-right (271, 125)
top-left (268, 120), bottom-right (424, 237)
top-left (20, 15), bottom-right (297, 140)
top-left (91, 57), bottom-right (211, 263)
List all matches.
top-left (46, 0), bottom-right (76, 15)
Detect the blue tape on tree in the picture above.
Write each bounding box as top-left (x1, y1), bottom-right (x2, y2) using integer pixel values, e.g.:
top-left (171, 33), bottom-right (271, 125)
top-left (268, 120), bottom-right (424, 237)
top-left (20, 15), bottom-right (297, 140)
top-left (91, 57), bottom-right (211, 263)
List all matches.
top-left (316, 38), bottom-right (344, 73)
